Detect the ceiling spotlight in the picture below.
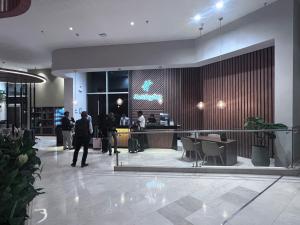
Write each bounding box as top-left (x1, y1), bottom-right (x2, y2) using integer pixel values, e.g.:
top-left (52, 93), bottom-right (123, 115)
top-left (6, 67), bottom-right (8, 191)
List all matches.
top-left (145, 20), bottom-right (149, 24)
top-left (99, 33), bottom-right (107, 37)
top-left (216, 1), bottom-right (224, 9)
top-left (75, 33), bottom-right (80, 37)
top-left (69, 27), bottom-right (73, 31)
top-left (193, 14), bottom-right (202, 22)
top-left (130, 21), bottom-right (135, 26)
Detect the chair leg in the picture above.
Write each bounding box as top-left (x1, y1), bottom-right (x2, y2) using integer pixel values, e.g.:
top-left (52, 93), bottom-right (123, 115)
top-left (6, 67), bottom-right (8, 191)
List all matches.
top-left (213, 157), bottom-right (217, 165)
top-left (219, 154), bottom-right (225, 165)
top-left (181, 149), bottom-right (185, 159)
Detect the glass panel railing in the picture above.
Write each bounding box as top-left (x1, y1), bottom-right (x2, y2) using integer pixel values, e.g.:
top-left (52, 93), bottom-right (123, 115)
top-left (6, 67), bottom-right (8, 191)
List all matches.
top-left (114, 129), bottom-right (296, 169)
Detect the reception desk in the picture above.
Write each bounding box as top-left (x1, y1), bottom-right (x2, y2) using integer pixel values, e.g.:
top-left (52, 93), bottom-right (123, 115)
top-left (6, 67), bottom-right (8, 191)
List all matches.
top-left (144, 125), bottom-right (178, 150)
top-left (115, 127), bottom-right (130, 148)
top-left (114, 126), bottom-right (178, 149)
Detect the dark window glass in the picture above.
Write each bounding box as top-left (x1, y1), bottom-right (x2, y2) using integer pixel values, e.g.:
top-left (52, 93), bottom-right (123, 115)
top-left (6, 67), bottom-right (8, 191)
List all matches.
top-left (87, 72), bottom-right (106, 93)
top-left (108, 71), bottom-right (129, 92)
top-left (108, 94), bottom-right (128, 124)
top-left (8, 84), bottom-right (26, 97)
top-left (87, 94), bottom-right (106, 125)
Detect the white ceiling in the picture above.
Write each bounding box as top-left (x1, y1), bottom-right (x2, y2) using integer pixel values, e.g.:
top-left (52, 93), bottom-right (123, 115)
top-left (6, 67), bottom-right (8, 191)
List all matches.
top-left (0, 0), bottom-right (277, 70)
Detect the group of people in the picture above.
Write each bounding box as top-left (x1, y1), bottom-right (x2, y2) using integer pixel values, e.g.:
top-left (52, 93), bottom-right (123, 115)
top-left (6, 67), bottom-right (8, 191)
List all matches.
top-left (61, 110), bottom-right (149, 168)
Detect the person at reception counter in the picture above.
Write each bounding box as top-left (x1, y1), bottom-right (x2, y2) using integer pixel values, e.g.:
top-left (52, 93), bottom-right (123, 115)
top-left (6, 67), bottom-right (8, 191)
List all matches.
top-left (120, 114), bottom-right (130, 126)
top-left (147, 114), bottom-right (157, 124)
top-left (136, 111), bottom-right (146, 151)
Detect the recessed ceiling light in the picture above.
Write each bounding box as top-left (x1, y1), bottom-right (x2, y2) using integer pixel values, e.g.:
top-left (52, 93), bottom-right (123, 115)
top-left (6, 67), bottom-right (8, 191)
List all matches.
top-left (69, 27), bottom-right (73, 31)
top-left (193, 14), bottom-right (202, 22)
top-left (75, 33), bottom-right (80, 37)
top-left (216, 1), bottom-right (224, 9)
top-left (130, 21), bottom-right (135, 26)
top-left (99, 33), bottom-right (107, 37)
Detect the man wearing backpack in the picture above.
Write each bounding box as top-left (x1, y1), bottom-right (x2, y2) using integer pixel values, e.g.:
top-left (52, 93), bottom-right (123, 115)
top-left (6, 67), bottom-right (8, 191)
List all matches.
top-left (71, 111), bottom-right (93, 168)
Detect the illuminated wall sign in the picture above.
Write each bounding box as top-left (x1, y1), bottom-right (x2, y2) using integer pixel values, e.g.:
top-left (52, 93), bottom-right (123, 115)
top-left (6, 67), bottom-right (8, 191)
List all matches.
top-left (133, 80), bottom-right (163, 104)
top-left (142, 80), bottom-right (153, 92)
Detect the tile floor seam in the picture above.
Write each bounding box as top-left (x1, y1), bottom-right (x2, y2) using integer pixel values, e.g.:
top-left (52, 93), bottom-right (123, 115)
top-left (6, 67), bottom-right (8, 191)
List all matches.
top-left (221, 176), bottom-right (282, 225)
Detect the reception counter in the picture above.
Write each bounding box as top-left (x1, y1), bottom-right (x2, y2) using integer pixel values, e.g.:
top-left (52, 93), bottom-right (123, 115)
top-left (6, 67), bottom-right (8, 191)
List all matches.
top-left (114, 125), bottom-right (178, 150)
top-left (144, 125), bottom-right (178, 150)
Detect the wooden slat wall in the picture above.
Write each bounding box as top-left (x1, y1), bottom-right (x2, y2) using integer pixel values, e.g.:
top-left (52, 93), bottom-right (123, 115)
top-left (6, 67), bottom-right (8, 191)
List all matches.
top-left (202, 47), bottom-right (274, 157)
top-left (130, 68), bottom-right (203, 130)
top-left (129, 47), bottom-right (274, 157)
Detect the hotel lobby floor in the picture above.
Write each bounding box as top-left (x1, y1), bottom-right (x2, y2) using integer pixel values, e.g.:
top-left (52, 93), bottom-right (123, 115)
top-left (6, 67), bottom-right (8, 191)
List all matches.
top-left (27, 136), bottom-right (300, 225)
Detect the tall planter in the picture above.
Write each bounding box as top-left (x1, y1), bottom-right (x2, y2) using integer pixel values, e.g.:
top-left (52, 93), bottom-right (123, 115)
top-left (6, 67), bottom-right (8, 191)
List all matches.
top-left (0, 132), bottom-right (43, 225)
top-left (251, 145), bottom-right (270, 167)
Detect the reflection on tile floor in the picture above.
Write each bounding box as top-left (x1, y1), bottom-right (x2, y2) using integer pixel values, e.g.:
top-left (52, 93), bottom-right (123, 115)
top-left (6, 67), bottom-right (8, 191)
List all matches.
top-left (28, 137), bottom-right (300, 225)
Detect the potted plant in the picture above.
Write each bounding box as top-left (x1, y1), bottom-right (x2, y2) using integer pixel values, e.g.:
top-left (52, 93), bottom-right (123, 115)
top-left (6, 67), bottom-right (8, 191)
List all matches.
top-left (244, 117), bottom-right (287, 166)
top-left (0, 131), bottom-right (43, 225)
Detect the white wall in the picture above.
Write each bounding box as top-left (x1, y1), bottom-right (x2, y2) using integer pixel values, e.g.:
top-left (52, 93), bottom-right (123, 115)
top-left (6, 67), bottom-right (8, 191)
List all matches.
top-left (64, 72), bottom-right (87, 121)
top-left (34, 69), bottom-right (64, 107)
top-left (0, 83), bottom-right (6, 121)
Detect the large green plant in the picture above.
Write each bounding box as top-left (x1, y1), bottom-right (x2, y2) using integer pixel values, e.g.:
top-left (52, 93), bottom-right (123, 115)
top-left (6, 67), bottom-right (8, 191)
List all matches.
top-left (0, 133), bottom-right (43, 225)
top-left (244, 117), bottom-right (288, 147)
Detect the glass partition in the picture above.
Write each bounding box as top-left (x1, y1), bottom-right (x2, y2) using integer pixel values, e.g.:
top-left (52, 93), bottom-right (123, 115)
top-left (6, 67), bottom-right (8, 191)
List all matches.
top-left (113, 129), bottom-right (296, 169)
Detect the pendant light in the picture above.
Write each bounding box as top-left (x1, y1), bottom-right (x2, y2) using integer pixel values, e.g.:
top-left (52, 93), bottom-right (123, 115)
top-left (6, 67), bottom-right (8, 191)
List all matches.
top-left (197, 23), bottom-right (205, 110)
top-left (217, 17), bottom-right (226, 110)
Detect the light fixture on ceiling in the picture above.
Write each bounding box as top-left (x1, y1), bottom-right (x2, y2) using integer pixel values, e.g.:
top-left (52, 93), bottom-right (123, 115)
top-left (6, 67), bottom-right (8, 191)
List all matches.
top-left (99, 33), bottom-right (107, 37)
top-left (130, 21), bottom-right (135, 26)
top-left (193, 14), bottom-right (202, 22)
top-left (217, 17), bottom-right (226, 110)
top-left (199, 23), bottom-right (204, 37)
top-left (75, 33), bottom-right (80, 37)
top-left (197, 101), bottom-right (205, 110)
top-left (69, 27), bottom-right (73, 31)
top-left (216, 1), bottom-right (224, 9)
top-left (38, 72), bottom-right (46, 77)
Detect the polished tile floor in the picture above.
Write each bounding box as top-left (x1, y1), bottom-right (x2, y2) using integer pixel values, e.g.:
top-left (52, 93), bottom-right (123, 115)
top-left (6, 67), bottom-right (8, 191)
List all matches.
top-left (28, 137), bottom-right (300, 225)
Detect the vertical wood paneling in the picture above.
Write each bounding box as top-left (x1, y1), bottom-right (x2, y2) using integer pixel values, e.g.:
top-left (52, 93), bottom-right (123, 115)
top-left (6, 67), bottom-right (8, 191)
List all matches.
top-left (202, 47), bottom-right (274, 157)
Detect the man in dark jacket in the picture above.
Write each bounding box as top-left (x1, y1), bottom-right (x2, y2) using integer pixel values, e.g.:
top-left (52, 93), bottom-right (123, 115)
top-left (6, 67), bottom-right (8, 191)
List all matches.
top-left (61, 111), bottom-right (73, 150)
top-left (71, 111), bottom-right (93, 167)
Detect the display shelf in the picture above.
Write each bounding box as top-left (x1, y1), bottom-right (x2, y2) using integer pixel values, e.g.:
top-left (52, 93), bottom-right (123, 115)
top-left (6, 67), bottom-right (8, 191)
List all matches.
top-left (34, 107), bottom-right (63, 136)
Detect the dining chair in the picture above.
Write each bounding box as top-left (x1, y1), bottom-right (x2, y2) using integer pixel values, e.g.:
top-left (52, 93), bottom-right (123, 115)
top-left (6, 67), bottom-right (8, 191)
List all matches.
top-left (181, 137), bottom-right (203, 161)
top-left (201, 141), bottom-right (224, 165)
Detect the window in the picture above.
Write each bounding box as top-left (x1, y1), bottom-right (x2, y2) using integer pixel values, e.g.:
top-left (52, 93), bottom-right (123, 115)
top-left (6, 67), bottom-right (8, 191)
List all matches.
top-left (87, 71), bottom-right (129, 125)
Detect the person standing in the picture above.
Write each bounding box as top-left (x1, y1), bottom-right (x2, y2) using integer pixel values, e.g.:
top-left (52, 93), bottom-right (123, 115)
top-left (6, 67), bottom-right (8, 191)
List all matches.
top-left (61, 111), bottom-right (73, 150)
top-left (137, 111), bottom-right (146, 151)
top-left (120, 114), bottom-right (130, 126)
top-left (71, 111), bottom-right (93, 168)
top-left (108, 112), bottom-right (119, 155)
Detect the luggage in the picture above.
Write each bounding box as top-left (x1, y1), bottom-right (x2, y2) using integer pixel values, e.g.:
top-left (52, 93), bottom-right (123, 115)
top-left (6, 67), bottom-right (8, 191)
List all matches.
top-left (101, 138), bottom-right (110, 153)
top-left (128, 138), bottom-right (139, 153)
top-left (93, 138), bottom-right (102, 150)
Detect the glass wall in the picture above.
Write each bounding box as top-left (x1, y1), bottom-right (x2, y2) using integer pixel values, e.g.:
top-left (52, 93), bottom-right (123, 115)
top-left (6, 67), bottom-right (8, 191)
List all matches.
top-left (87, 71), bottom-right (129, 125)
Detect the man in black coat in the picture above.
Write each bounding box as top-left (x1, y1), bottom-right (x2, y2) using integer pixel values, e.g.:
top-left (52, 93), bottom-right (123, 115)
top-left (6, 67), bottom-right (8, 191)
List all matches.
top-left (71, 111), bottom-right (93, 168)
